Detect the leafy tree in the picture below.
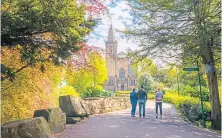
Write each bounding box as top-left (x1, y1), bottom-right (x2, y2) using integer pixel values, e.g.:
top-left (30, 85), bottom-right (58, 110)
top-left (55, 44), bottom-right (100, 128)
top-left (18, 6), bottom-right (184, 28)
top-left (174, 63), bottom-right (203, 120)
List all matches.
top-left (1, 0), bottom-right (95, 80)
top-left (66, 49), bottom-right (108, 97)
top-left (125, 0), bottom-right (221, 130)
top-left (1, 48), bottom-right (64, 124)
top-left (137, 75), bottom-right (154, 92)
top-left (87, 52), bottom-right (108, 87)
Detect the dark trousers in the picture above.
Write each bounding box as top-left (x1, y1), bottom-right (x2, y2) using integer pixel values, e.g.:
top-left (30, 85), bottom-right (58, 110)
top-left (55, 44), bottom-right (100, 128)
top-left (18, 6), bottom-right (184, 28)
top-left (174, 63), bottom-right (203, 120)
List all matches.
top-left (139, 100), bottom-right (146, 117)
top-left (131, 101), bottom-right (137, 116)
top-left (156, 102), bottom-right (162, 115)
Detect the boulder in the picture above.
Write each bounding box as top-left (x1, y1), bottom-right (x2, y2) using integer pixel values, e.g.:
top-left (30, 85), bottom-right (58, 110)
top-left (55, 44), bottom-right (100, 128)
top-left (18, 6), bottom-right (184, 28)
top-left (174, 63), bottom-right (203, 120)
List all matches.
top-left (59, 96), bottom-right (87, 117)
top-left (33, 107), bottom-right (66, 134)
top-left (66, 117), bottom-right (81, 124)
top-left (61, 113), bottom-right (66, 126)
top-left (1, 117), bottom-right (52, 138)
top-left (80, 99), bottom-right (91, 116)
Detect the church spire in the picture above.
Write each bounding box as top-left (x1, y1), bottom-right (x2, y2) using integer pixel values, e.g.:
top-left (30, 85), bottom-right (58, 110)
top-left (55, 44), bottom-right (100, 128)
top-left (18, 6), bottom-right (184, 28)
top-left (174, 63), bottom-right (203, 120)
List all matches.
top-left (107, 23), bottom-right (116, 42)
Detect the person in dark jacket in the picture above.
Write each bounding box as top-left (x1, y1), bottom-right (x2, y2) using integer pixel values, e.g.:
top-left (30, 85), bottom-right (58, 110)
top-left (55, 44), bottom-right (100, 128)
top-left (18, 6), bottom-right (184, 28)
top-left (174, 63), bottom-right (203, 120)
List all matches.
top-left (130, 88), bottom-right (137, 117)
top-left (137, 85), bottom-right (147, 118)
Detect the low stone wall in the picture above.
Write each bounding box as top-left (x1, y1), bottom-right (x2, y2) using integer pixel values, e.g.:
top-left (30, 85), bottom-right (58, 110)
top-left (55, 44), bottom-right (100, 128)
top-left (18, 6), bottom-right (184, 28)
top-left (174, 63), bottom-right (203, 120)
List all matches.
top-left (83, 97), bottom-right (131, 114)
top-left (1, 96), bottom-right (131, 137)
top-left (59, 96), bottom-right (131, 124)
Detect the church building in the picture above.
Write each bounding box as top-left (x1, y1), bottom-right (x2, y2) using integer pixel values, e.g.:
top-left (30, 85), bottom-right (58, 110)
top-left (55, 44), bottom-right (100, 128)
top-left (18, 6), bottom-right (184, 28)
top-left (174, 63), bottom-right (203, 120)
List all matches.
top-left (104, 24), bottom-right (137, 92)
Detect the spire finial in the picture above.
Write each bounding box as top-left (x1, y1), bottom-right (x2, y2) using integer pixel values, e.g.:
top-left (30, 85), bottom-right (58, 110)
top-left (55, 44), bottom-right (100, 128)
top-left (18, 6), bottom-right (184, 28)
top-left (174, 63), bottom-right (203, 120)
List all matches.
top-left (107, 15), bottom-right (115, 42)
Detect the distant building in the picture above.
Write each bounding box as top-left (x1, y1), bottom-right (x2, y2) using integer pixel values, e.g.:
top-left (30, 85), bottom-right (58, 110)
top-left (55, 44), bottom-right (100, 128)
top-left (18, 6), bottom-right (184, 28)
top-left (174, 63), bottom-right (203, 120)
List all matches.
top-left (104, 24), bottom-right (137, 91)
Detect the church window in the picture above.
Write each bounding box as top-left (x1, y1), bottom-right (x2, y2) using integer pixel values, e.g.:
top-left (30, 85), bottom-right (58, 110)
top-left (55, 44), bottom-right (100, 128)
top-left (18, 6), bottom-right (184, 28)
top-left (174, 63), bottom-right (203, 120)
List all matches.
top-left (121, 85), bottom-right (124, 90)
top-left (119, 68), bottom-right (125, 78)
top-left (108, 78), bottom-right (113, 85)
top-left (131, 79), bottom-right (136, 85)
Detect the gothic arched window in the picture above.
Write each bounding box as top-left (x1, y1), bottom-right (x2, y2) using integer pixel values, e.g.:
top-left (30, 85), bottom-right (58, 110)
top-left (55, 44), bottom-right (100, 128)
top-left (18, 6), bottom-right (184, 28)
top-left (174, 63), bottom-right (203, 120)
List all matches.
top-left (108, 78), bottom-right (113, 85)
top-left (131, 79), bottom-right (136, 85)
top-left (119, 68), bottom-right (125, 78)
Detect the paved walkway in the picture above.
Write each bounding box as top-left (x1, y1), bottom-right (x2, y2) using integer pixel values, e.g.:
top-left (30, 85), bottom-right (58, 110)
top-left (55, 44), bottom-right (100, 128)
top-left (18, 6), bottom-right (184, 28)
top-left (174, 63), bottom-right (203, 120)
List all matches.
top-left (58, 100), bottom-right (220, 138)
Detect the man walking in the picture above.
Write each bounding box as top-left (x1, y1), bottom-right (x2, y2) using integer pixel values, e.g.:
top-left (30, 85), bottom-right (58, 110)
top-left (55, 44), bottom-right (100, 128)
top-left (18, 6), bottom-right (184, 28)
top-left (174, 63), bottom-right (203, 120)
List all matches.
top-left (155, 88), bottom-right (163, 119)
top-left (137, 85), bottom-right (147, 118)
top-left (130, 88), bottom-right (137, 117)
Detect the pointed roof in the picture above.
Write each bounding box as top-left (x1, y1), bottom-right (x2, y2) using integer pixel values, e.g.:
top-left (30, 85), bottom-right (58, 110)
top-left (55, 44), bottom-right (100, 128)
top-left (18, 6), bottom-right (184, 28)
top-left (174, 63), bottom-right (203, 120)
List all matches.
top-left (107, 23), bottom-right (116, 42)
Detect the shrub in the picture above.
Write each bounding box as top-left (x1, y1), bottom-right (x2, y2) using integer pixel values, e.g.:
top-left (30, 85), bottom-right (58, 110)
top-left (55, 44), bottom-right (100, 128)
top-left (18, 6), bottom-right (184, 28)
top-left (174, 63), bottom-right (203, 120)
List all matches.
top-left (182, 85), bottom-right (209, 101)
top-left (59, 85), bottom-right (79, 97)
top-left (163, 91), bottom-right (211, 127)
top-left (84, 86), bottom-right (113, 97)
top-left (100, 91), bottom-right (113, 97)
top-left (116, 91), bottom-right (131, 94)
top-left (116, 91), bottom-right (131, 97)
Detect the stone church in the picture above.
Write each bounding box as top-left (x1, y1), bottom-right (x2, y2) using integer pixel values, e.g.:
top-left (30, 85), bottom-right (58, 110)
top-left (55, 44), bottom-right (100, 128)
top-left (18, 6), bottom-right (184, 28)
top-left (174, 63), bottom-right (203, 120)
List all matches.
top-left (104, 24), bottom-right (137, 92)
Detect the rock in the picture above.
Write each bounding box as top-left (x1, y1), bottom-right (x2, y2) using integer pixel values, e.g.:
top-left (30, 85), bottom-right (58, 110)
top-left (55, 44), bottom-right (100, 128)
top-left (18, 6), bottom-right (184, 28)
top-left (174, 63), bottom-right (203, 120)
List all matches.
top-left (61, 113), bottom-right (66, 126)
top-left (1, 117), bottom-right (52, 138)
top-left (33, 107), bottom-right (66, 134)
top-left (66, 117), bottom-right (81, 124)
top-left (80, 99), bottom-right (91, 116)
top-left (59, 96), bottom-right (87, 117)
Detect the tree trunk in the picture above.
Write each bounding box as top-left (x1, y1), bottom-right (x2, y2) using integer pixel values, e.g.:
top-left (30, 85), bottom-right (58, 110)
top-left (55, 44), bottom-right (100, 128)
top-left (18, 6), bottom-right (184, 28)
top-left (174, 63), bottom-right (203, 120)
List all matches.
top-left (202, 38), bottom-right (221, 130)
top-left (205, 64), bottom-right (221, 130)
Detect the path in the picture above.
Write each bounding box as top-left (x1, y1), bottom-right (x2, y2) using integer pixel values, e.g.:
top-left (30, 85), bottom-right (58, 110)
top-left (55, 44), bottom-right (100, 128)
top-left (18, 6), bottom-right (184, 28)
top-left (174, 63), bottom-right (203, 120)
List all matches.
top-left (58, 100), bottom-right (220, 138)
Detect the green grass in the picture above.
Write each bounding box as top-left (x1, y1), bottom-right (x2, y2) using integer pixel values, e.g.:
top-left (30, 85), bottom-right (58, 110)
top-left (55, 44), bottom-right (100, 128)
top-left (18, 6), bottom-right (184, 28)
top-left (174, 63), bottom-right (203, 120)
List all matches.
top-left (116, 91), bottom-right (131, 94)
top-left (115, 91), bottom-right (131, 97)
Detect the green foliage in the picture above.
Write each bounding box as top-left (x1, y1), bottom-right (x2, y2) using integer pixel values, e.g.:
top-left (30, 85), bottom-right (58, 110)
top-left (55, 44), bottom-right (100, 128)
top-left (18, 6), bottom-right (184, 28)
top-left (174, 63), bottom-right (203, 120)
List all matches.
top-left (125, 0), bottom-right (221, 129)
top-left (137, 75), bottom-right (154, 92)
top-left (116, 91), bottom-right (131, 94)
top-left (1, 48), bottom-right (64, 124)
top-left (66, 51), bottom-right (108, 98)
top-left (99, 91), bottom-right (113, 97)
top-left (1, 0), bottom-right (95, 80)
top-left (59, 85), bottom-right (79, 97)
top-left (83, 86), bottom-right (113, 97)
top-left (116, 91), bottom-right (131, 97)
top-left (86, 86), bottom-right (102, 97)
top-left (162, 91), bottom-right (211, 127)
top-left (184, 85), bottom-right (209, 101)
top-left (87, 52), bottom-right (108, 87)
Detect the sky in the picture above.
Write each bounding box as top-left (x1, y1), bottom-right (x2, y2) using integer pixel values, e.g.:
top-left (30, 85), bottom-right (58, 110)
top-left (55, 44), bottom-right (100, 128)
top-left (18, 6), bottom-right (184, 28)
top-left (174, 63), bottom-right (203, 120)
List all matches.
top-left (86, 0), bottom-right (138, 53)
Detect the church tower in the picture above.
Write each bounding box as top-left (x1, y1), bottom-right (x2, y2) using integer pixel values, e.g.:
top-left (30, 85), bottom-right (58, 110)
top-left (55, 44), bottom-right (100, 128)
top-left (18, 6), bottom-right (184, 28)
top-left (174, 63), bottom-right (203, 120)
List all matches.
top-left (105, 23), bottom-right (117, 58)
top-left (104, 23), bottom-right (137, 92)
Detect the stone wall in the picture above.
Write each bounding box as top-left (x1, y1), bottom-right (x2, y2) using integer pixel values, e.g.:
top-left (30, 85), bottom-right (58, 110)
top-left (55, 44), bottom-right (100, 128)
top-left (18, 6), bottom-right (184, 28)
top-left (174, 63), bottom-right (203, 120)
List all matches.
top-left (1, 96), bottom-right (131, 137)
top-left (83, 97), bottom-right (131, 114)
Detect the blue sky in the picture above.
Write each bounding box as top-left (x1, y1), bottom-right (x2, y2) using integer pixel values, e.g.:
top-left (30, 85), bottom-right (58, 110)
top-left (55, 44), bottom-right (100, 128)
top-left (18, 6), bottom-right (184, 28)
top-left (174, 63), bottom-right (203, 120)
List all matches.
top-left (86, 0), bottom-right (137, 53)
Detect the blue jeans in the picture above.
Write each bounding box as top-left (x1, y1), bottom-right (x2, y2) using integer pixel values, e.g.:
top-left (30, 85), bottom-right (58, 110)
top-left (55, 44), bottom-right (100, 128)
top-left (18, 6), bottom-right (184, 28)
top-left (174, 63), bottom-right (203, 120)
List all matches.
top-left (139, 100), bottom-right (146, 117)
top-left (131, 101), bottom-right (137, 116)
top-left (156, 102), bottom-right (162, 115)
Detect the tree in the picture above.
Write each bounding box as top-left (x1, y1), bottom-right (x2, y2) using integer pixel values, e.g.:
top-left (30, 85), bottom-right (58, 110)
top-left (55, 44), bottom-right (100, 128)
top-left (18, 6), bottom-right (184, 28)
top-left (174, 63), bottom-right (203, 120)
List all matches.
top-left (137, 75), bottom-right (154, 92)
top-left (125, 0), bottom-right (221, 129)
top-left (1, 47), bottom-right (64, 124)
top-left (87, 52), bottom-right (108, 87)
top-left (1, 0), bottom-right (95, 80)
top-left (65, 48), bottom-right (108, 97)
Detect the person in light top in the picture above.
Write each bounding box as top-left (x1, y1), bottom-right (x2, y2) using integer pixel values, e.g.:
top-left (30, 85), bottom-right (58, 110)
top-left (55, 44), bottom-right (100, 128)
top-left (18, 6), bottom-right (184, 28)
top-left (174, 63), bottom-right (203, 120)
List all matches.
top-left (155, 88), bottom-right (163, 118)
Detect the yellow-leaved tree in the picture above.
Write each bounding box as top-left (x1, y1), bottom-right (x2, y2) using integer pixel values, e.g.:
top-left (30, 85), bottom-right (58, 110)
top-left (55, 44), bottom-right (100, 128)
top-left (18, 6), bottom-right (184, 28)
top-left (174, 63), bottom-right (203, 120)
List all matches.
top-left (66, 51), bottom-right (108, 97)
top-left (1, 48), bottom-right (64, 124)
